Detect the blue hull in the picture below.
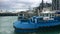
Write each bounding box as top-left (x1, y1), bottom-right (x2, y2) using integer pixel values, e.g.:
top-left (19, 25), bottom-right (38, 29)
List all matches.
top-left (13, 20), bottom-right (60, 32)
top-left (13, 21), bottom-right (38, 29)
top-left (13, 21), bottom-right (38, 32)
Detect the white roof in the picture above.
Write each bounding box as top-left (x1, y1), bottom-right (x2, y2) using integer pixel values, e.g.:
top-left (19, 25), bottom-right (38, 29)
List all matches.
top-left (41, 10), bottom-right (55, 13)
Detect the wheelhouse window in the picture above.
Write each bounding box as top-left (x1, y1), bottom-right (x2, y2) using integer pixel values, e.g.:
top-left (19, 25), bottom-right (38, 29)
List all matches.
top-left (40, 13), bottom-right (55, 17)
top-left (19, 14), bottom-right (23, 16)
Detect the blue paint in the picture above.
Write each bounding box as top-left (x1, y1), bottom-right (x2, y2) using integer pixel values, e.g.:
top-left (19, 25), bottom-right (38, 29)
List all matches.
top-left (13, 11), bottom-right (60, 32)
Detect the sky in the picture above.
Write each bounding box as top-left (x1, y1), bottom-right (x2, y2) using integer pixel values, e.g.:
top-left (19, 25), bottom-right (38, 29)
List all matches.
top-left (0, 0), bottom-right (52, 11)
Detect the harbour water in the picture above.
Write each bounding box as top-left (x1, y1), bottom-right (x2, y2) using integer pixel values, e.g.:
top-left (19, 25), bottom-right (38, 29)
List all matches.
top-left (0, 16), bottom-right (60, 34)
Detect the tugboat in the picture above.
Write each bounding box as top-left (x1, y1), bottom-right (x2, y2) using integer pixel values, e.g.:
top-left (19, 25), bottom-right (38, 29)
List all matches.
top-left (13, 10), bottom-right (60, 32)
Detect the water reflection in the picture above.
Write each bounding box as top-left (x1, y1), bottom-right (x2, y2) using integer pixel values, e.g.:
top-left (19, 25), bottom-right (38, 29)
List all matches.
top-left (14, 26), bottom-right (60, 34)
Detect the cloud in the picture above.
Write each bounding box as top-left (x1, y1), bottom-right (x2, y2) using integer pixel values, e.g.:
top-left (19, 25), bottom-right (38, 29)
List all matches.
top-left (0, 0), bottom-right (10, 2)
top-left (0, 0), bottom-right (52, 11)
top-left (11, 0), bottom-right (41, 8)
top-left (44, 0), bottom-right (52, 3)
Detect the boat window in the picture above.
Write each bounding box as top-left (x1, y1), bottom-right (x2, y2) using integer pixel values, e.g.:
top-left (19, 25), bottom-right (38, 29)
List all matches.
top-left (43, 14), bottom-right (47, 17)
top-left (40, 13), bottom-right (56, 17)
top-left (37, 18), bottom-right (43, 21)
top-left (40, 14), bottom-right (43, 16)
top-left (43, 14), bottom-right (45, 16)
top-left (50, 14), bottom-right (55, 17)
top-left (50, 14), bottom-right (51, 17)
top-left (19, 14), bottom-right (23, 16)
top-left (52, 14), bottom-right (54, 16)
top-left (45, 14), bottom-right (48, 17)
top-left (37, 18), bottom-right (43, 22)
top-left (46, 14), bottom-right (48, 16)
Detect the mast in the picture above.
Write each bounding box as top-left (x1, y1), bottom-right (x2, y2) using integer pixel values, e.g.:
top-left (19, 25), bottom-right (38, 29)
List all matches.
top-left (38, 0), bottom-right (44, 16)
top-left (42, 0), bottom-right (44, 10)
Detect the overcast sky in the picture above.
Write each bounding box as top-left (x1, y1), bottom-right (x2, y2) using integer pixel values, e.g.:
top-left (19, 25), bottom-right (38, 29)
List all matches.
top-left (0, 0), bottom-right (52, 11)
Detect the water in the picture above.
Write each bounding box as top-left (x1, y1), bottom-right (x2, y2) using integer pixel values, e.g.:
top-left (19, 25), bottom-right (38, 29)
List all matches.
top-left (0, 16), bottom-right (60, 34)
